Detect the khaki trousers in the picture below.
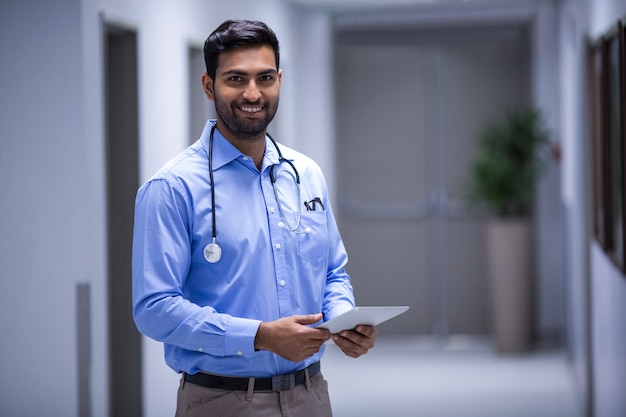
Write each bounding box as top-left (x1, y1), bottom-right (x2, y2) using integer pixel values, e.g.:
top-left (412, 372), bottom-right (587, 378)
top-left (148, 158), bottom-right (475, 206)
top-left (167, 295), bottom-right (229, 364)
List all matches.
top-left (175, 371), bottom-right (333, 417)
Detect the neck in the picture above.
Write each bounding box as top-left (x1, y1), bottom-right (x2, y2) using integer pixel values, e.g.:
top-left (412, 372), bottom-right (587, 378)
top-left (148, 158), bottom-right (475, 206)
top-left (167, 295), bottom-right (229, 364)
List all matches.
top-left (216, 122), bottom-right (266, 170)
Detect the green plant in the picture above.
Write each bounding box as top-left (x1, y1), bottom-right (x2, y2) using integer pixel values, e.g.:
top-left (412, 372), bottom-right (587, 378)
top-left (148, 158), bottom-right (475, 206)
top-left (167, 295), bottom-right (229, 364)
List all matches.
top-left (466, 108), bottom-right (550, 217)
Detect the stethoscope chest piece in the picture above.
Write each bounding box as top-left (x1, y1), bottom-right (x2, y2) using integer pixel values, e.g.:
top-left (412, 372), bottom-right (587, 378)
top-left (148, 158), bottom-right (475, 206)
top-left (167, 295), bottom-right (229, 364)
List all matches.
top-left (203, 241), bottom-right (222, 263)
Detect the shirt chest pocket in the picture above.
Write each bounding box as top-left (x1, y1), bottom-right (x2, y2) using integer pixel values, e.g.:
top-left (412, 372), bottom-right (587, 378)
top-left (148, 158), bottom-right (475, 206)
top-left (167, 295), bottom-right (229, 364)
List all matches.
top-left (297, 211), bottom-right (329, 265)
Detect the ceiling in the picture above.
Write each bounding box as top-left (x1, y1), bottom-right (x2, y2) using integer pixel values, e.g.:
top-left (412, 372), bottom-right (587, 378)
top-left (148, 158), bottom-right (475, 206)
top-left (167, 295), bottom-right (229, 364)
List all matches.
top-left (285, 0), bottom-right (551, 12)
top-left (285, 0), bottom-right (550, 30)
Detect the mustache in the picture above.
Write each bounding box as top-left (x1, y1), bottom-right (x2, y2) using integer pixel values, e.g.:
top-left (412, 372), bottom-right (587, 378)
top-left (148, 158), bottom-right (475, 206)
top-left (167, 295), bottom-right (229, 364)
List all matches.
top-left (238, 100), bottom-right (263, 106)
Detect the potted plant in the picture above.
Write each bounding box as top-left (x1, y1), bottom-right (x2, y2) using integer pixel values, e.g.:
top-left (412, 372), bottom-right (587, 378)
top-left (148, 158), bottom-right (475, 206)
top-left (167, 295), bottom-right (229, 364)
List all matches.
top-left (466, 107), bottom-right (549, 353)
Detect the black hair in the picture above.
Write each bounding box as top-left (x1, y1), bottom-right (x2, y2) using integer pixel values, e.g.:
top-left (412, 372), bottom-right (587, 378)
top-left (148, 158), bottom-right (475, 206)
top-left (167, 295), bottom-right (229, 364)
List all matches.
top-left (203, 20), bottom-right (280, 81)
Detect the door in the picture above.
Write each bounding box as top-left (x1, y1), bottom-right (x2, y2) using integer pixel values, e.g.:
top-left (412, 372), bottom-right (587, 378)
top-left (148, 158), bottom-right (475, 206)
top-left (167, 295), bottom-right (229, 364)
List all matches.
top-left (105, 24), bottom-right (142, 417)
top-left (334, 24), bottom-right (531, 337)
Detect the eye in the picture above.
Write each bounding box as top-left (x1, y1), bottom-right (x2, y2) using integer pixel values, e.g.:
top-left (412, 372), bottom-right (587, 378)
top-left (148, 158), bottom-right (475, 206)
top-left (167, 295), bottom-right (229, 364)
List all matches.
top-left (257, 76), bottom-right (276, 87)
top-left (229, 75), bottom-right (243, 82)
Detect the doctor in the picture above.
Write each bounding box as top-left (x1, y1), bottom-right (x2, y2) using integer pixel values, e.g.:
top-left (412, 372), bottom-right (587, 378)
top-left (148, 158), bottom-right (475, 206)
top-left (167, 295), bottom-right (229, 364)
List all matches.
top-left (132, 19), bottom-right (378, 417)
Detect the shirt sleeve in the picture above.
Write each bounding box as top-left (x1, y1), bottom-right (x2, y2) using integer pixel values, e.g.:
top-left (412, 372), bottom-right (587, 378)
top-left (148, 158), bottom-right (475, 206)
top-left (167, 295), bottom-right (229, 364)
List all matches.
top-left (131, 177), bottom-right (261, 357)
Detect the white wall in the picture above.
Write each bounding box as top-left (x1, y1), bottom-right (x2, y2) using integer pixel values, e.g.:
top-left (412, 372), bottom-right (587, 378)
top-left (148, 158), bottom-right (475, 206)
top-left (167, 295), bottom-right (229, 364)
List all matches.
top-left (585, 2), bottom-right (626, 416)
top-left (531, 1), bottom-right (567, 343)
top-left (0, 1), bottom-right (85, 416)
top-left (591, 245), bottom-right (626, 416)
top-left (559, 0), bottom-right (626, 416)
top-left (558, 0), bottom-right (591, 412)
top-left (290, 9), bottom-right (337, 199)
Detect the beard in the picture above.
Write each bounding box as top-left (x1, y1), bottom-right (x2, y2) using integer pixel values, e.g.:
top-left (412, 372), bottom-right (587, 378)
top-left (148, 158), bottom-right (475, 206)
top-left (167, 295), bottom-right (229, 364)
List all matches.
top-left (213, 92), bottom-right (279, 139)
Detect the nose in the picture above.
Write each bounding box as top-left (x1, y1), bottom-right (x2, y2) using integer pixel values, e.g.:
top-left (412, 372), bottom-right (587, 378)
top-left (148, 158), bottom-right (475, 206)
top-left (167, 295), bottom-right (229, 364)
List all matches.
top-left (242, 80), bottom-right (261, 102)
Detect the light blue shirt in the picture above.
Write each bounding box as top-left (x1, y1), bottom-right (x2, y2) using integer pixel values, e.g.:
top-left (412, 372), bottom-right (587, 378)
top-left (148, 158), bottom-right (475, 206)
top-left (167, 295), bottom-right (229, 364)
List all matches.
top-left (132, 120), bottom-right (355, 377)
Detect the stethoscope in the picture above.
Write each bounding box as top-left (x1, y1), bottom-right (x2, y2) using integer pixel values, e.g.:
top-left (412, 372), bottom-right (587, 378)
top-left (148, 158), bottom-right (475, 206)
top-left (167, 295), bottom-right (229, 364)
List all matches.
top-left (203, 123), bottom-right (302, 263)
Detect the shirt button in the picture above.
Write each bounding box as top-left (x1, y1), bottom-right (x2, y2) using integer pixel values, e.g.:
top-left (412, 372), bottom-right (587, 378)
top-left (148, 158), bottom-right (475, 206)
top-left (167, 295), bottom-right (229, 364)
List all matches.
top-left (304, 227), bottom-right (312, 233)
top-left (279, 280), bottom-right (286, 286)
top-left (275, 243), bottom-right (281, 249)
top-left (237, 350), bottom-right (243, 356)
top-left (269, 207), bottom-right (276, 213)
top-left (198, 347), bottom-right (203, 352)
top-left (278, 222), bottom-right (285, 228)
top-left (243, 156), bottom-right (250, 161)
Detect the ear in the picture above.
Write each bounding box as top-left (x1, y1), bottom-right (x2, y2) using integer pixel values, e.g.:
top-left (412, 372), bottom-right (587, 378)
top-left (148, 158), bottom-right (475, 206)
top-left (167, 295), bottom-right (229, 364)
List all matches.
top-left (202, 73), bottom-right (214, 101)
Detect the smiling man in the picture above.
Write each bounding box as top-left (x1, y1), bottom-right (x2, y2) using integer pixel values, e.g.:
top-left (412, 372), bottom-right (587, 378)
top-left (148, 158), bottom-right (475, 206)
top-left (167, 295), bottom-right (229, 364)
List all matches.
top-left (203, 44), bottom-right (280, 148)
top-left (132, 20), bottom-right (378, 417)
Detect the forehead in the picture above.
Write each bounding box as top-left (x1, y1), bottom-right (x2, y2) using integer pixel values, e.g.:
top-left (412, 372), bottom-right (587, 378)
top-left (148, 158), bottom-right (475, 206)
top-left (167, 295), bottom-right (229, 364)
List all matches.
top-left (216, 45), bottom-right (277, 75)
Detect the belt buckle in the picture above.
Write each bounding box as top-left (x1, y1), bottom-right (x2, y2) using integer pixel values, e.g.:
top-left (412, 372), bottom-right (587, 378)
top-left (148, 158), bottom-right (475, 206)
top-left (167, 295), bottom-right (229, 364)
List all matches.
top-left (271, 373), bottom-right (295, 391)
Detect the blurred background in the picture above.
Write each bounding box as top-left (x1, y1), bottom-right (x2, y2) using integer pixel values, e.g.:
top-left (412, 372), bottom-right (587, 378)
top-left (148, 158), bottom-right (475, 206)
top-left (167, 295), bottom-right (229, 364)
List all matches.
top-left (1, 0), bottom-right (625, 416)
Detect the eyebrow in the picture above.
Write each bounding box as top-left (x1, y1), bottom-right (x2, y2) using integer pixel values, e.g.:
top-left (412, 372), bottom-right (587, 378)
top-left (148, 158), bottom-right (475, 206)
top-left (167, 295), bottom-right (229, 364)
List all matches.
top-left (221, 68), bottom-right (278, 77)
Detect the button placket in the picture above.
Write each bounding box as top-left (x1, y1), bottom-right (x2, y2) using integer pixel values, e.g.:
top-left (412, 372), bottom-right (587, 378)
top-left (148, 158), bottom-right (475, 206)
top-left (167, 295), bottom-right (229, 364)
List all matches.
top-left (262, 166), bottom-right (292, 316)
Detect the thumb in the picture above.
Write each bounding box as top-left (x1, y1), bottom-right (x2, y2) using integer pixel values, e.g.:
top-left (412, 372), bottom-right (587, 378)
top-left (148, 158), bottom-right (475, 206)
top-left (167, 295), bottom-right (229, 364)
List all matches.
top-left (294, 313), bottom-right (323, 325)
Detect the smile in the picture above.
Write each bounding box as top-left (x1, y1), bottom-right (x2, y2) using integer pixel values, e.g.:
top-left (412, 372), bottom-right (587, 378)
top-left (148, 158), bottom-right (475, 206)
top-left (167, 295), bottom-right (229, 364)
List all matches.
top-left (241, 106), bottom-right (263, 113)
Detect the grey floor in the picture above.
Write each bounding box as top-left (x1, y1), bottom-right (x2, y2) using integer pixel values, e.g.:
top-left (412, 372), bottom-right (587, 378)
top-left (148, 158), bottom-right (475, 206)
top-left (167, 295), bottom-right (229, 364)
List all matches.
top-left (322, 336), bottom-right (582, 417)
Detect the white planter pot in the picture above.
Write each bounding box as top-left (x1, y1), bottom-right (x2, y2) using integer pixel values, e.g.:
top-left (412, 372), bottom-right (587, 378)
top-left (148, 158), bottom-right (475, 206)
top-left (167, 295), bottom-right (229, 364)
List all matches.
top-left (487, 218), bottom-right (532, 353)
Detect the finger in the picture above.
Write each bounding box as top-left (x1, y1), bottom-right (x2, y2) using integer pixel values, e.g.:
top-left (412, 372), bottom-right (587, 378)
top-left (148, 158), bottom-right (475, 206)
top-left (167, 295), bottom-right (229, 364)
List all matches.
top-left (335, 330), bottom-right (375, 354)
top-left (332, 335), bottom-right (363, 358)
top-left (293, 313), bottom-right (323, 325)
top-left (332, 332), bottom-right (360, 349)
top-left (338, 330), bottom-right (366, 345)
top-left (312, 327), bottom-right (331, 340)
top-left (295, 342), bottom-right (326, 362)
top-left (355, 325), bottom-right (378, 338)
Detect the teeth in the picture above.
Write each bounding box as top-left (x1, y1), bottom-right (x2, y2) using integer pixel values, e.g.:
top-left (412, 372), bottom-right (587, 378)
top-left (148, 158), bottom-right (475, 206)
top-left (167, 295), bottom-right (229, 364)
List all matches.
top-left (241, 106), bottom-right (262, 113)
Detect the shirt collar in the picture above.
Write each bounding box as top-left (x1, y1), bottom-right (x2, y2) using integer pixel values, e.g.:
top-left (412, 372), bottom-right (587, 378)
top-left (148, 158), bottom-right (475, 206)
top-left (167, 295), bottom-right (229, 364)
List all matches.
top-left (200, 119), bottom-right (280, 171)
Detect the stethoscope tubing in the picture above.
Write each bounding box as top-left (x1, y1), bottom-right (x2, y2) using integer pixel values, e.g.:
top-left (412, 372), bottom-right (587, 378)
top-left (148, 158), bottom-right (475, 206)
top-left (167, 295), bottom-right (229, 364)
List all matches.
top-left (208, 123), bottom-right (218, 243)
top-left (204, 122), bottom-right (301, 263)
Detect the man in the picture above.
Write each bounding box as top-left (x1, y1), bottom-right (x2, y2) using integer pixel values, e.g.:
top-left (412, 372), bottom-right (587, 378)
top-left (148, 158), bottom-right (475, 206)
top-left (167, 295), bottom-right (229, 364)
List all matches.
top-left (132, 19), bottom-right (378, 417)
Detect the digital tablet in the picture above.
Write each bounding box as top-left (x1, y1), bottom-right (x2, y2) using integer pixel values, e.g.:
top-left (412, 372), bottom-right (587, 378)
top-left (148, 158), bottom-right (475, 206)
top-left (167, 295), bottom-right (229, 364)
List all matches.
top-left (316, 306), bottom-right (409, 334)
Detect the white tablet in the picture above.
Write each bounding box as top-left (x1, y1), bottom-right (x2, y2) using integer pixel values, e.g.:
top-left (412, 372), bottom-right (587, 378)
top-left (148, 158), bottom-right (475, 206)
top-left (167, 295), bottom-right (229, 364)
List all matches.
top-left (316, 306), bottom-right (409, 334)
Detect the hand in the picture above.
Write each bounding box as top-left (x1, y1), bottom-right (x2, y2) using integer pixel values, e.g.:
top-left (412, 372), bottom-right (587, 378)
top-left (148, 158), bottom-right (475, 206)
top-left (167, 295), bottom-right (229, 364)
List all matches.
top-left (332, 325), bottom-right (378, 358)
top-left (254, 313), bottom-right (331, 362)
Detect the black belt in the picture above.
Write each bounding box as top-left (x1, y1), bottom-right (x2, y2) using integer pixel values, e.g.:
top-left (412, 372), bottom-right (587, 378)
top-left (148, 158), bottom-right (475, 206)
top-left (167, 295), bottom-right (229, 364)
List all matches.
top-left (184, 361), bottom-right (321, 392)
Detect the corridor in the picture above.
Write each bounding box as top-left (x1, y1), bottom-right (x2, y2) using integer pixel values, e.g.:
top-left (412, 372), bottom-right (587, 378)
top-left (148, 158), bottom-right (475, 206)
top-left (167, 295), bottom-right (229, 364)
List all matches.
top-left (324, 336), bottom-right (581, 417)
